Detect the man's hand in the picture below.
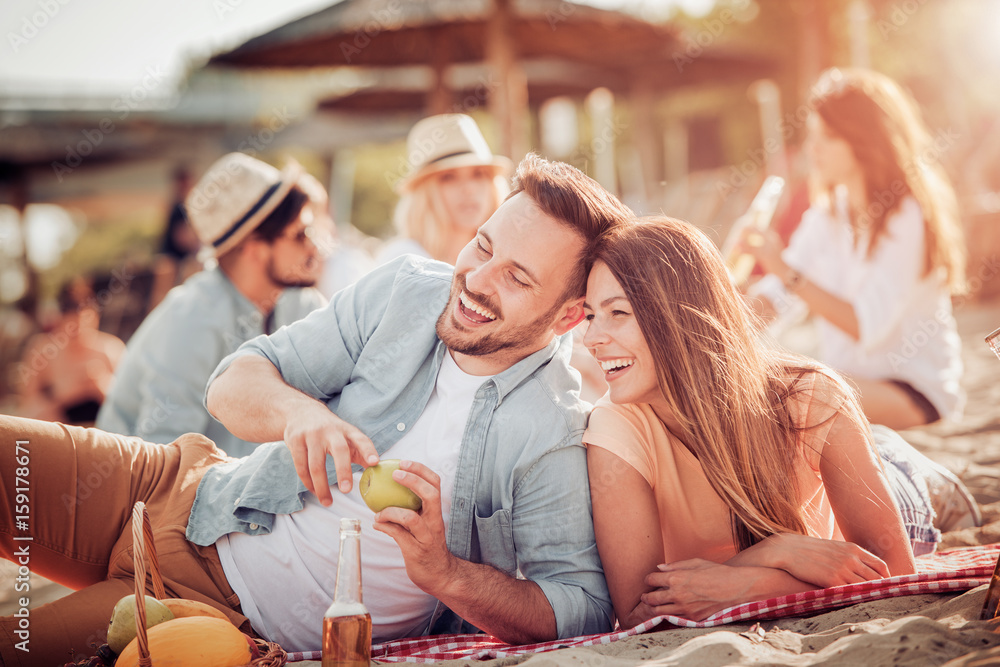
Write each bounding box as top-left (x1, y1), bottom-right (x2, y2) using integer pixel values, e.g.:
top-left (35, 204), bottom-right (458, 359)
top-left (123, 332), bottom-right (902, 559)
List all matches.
top-left (371, 461), bottom-right (458, 593)
top-left (283, 404), bottom-right (379, 506)
top-left (729, 533), bottom-right (890, 589)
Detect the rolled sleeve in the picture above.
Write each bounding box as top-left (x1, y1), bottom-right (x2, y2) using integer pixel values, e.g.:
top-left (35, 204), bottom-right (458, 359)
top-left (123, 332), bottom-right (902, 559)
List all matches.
top-left (512, 444), bottom-right (613, 637)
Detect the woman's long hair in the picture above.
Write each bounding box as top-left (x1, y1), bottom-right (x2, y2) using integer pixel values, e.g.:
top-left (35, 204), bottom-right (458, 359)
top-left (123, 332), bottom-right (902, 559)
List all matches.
top-left (810, 68), bottom-right (966, 293)
top-left (393, 171), bottom-right (509, 263)
top-left (595, 217), bottom-right (866, 550)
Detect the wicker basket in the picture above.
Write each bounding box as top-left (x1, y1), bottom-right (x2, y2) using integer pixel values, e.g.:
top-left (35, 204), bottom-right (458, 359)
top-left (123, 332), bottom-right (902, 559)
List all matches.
top-left (128, 501), bottom-right (287, 666)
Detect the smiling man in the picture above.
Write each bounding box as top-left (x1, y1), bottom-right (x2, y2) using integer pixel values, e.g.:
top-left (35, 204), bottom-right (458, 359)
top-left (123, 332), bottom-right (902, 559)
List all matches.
top-left (0, 155), bottom-right (632, 665)
top-left (202, 154), bottom-right (633, 648)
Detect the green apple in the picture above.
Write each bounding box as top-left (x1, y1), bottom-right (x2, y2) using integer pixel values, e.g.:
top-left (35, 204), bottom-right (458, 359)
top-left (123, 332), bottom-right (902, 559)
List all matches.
top-left (106, 593), bottom-right (175, 654)
top-left (359, 459), bottom-right (422, 512)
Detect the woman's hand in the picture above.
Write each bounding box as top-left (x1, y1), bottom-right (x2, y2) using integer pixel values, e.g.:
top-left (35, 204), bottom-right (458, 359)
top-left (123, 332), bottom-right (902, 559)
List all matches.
top-left (640, 559), bottom-right (760, 621)
top-left (730, 533), bottom-right (890, 589)
top-left (738, 227), bottom-right (787, 277)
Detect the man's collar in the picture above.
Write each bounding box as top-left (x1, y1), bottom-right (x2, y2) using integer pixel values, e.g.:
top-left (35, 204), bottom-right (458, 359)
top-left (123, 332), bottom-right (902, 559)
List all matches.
top-left (482, 335), bottom-right (571, 403)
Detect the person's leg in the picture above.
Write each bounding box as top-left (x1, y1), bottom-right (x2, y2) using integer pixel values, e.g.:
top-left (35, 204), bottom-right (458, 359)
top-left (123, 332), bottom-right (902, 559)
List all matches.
top-left (0, 416), bottom-right (152, 589)
top-left (871, 424), bottom-right (980, 555)
top-left (0, 418), bottom-right (240, 666)
top-left (0, 416), bottom-right (154, 666)
top-left (104, 433), bottom-right (250, 633)
top-left (0, 578), bottom-right (132, 666)
top-left (850, 377), bottom-right (933, 430)
top-left (871, 424), bottom-right (941, 556)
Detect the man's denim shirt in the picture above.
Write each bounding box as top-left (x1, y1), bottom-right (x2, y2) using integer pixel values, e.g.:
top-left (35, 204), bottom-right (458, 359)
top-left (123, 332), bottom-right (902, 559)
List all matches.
top-left (189, 256), bottom-right (612, 639)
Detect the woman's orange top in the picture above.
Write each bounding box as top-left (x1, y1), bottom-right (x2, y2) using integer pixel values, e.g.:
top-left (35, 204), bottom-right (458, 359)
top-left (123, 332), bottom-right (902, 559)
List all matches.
top-left (584, 371), bottom-right (850, 564)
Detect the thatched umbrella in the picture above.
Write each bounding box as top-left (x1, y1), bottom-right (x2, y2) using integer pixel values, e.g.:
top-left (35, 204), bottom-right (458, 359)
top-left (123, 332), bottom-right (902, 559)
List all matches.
top-left (210, 0), bottom-right (771, 172)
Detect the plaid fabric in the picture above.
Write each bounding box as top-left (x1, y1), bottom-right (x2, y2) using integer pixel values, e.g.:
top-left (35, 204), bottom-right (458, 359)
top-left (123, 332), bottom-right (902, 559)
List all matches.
top-left (287, 544), bottom-right (1000, 663)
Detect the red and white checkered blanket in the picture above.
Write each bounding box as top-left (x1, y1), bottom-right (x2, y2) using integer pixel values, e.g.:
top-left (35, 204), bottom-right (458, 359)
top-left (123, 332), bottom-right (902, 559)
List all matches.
top-left (288, 544), bottom-right (1000, 663)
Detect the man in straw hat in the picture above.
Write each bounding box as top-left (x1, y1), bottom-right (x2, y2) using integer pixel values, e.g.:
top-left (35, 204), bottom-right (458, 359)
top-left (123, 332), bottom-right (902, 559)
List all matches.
top-left (0, 154), bottom-right (633, 664)
top-left (96, 152), bottom-right (326, 457)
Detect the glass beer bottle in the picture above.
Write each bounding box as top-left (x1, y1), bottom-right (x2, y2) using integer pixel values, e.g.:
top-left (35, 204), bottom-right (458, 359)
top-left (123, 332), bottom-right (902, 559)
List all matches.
top-left (722, 175), bottom-right (786, 288)
top-left (323, 518), bottom-right (372, 667)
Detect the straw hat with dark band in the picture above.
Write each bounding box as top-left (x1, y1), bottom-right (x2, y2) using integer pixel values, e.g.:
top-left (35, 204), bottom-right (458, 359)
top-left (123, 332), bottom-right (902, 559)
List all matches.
top-left (185, 153), bottom-right (304, 257)
top-left (395, 114), bottom-right (512, 193)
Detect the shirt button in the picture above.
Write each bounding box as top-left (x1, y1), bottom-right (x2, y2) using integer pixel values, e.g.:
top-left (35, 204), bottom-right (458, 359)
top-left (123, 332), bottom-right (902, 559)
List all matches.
top-left (396, 423), bottom-right (405, 431)
top-left (234, 497), bottom-right (241, 506)
top-left (249, 523), bottom-right (259, 530)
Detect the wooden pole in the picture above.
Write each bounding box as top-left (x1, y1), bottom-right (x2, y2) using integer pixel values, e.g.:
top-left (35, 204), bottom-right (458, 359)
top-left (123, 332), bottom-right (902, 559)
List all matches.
top-left (799, 0), bottom-right (832, 100)
top-left (630, 71), bottom-right (660, 210)
top-left (486, 0), bottom-right (529, 160)
top-left (427, 27), bottom-right (453, 115)
top-left (847, 0), bottom-right (871, 68)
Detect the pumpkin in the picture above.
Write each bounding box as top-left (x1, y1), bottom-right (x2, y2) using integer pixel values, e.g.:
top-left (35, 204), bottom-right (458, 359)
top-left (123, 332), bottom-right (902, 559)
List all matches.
top-left (115, 616), bottom-right (253, 667)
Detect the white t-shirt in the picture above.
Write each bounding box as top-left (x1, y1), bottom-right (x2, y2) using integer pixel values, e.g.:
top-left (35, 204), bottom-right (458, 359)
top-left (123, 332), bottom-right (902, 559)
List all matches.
top-left (216, 352), bottom-right (487, 650)
top-left (753, 193), bottom-right (964, 420)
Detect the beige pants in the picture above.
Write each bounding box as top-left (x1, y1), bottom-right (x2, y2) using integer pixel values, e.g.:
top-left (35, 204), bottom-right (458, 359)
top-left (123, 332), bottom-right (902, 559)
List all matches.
top-left (0, 416), bottom-right (251, 666)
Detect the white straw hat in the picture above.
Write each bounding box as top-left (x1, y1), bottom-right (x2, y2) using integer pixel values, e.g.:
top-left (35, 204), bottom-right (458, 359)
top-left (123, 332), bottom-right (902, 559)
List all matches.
top-left (185, 153), bottom-right (303, 257)
top-left (395, 114), bottom-right (512, 193)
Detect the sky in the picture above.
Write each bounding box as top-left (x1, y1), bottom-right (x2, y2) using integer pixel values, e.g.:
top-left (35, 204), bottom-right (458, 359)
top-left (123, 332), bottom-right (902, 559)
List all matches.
top-left (0, 0), bottom-right (715, 101)
top-left (0, 0), bottom-right (337, 98)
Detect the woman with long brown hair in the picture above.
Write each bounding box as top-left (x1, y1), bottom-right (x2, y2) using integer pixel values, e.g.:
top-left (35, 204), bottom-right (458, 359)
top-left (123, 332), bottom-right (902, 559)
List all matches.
top-left (743, 68), bottom-right (966, 430)
top-left (582, 217), bottom-right (954, 628)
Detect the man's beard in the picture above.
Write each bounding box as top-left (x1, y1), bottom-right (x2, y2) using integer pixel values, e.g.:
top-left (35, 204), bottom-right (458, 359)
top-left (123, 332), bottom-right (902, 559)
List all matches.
top-left (435, 274), bottom-right (562, 358)
top-left (266, 257), bottom-right (318, 289)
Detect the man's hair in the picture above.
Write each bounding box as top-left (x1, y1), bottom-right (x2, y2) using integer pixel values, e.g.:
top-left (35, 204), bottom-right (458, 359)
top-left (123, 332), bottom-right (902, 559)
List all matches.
top-left (506, 153), bottom-right (633, 300)
top-left (248, 186), bottom-right (310, 244)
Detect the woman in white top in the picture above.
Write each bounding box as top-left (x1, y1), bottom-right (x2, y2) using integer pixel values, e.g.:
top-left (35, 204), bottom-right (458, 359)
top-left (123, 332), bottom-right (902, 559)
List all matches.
top-left (377, 114), bottom-right (511, 265)
top-left (745, 68), bottom-right (966, 429)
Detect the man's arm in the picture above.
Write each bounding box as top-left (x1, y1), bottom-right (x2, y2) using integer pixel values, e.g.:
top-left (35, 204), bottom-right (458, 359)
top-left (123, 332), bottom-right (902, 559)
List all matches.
top-left (207, 354), bottom-right (378, 503)
top-left (430, 557), bottom-right (557, 644)
top-left (372, 461), bottom-right (557, 644)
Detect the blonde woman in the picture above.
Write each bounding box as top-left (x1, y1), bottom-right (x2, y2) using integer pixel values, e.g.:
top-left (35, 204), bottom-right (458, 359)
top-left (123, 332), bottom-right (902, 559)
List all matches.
top-left (744, 68), bottom-right (966, 429)
top-left (378, 114), bottom-right (511, 265)
top-left (582, 217), bottom-right (957, 628)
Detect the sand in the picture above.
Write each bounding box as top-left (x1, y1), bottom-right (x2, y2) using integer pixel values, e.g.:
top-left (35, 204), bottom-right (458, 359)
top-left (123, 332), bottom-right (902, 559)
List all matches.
top-left (4, 297), bottom-right (1000, 666)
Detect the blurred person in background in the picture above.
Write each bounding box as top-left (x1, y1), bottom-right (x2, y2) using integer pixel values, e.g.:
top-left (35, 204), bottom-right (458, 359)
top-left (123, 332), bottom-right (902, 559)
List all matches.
top-left (376, 113), bottom-right (511, 265)
top-left (16, 276), bottom-right (125, 425)
top-left (148, 166), bottom-right (203, 310)
top-left (741, 68), bottom-right (967, 431)
top-left (96, 153), bottom-right (326, 456)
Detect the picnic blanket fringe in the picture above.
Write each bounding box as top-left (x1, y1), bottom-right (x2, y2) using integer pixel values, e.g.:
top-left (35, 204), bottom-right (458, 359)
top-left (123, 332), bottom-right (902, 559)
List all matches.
top-left (286, 543), bottom-right (1000, 663)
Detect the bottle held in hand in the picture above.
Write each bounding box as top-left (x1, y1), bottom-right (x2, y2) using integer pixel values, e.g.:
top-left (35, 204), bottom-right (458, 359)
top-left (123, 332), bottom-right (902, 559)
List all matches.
top-left (722, 175), bottom-right (786, 288)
